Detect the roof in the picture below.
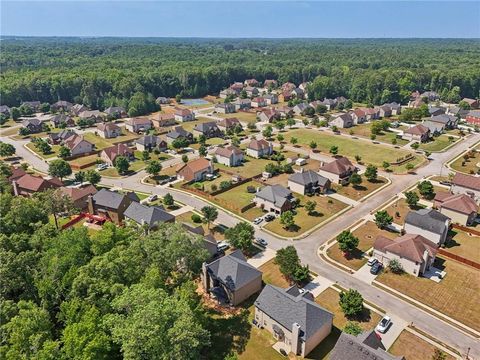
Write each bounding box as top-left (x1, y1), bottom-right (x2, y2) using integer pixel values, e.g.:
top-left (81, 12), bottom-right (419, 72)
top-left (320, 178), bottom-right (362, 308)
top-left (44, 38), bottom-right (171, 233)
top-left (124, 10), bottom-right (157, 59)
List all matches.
top-left (152, 113), bottom-right (175, 121)
top-left (374, 234), bottom-right (438, 263)
top-left (136, 135), bottom-right (159, 146)
top-left (126, 118), bottom-right (151, 126)
top-left (59, 185), bottom-right (97, 202)
top-left (174, 108), bottom-right (193, 116)
top-left (193, 121), bottom-right (220, 133)
top-left (320, 157), bottom-right (356, 175)
top-left (8, 167), bottom-right (27, 182)
top-left (452, 172), bottom-right (480, 191)
top-left (167, 126), bottom-right (191, 139)
top-left (405, 208), bottom-right (449, 235)
top-left (255, 285), bottom-right (333, 341)
top-left (178, 157), bottom-right (211, 174)
top-left (468, 110), bottom-right (480, 118)
top-left (79, 110), bottom-right (103, 118)
top-left (51, 114), bottom-right (73, 124)
top-left (218, 117), bottom-right (240, 128)
top-left (206, 250), bottom-right (261, 291)
top-left (255, 185), bottom-right (292, 208)
top-left (330, 330), bottom-right (403, 360)
top-left (430, 114), bottom-right (456, 124)
top-left (15, 173), bottom-right (62, 191)
top-left (92, 188), bottom-right (139, 209)
top-left (332, 113), bottom-right (352, 123)
top-left (248, 138), bottom-right (271, 151)
top-left (439, 194), bottom-right (478, 215)
top-left (101, 143), bottom-right (133, 162)
top-left (404, 124), bottom-right (430, 136)
top-left (104, 106), bottom-right (125, 115)
top-left (288, 170), bottom-right (329, 187)
top-left (124, 202), bottom-right (174, 226)
top-left (260, 109), bottom-right (279, 120)
top-left (64, 134), bottom-right (92, 150)
top-left (97, 122), bottom-right (120, 132)
top-left (215, 145), bottom-right (243, 158)
top-left (22, 118), bottom-right (41, 127)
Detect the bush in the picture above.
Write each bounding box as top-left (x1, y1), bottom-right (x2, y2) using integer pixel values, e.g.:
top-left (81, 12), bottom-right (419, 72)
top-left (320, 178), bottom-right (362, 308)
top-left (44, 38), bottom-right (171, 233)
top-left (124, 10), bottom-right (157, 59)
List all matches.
top-left (246, 186), bottom-right (256, 193)
top-left (219, 180), bottom-right (232, 190)
top-left (388, 259), bottom-right (404, 274)
top-left (210, 184), bottom-right (218, 192)
top-left (343, 322), bottom-right (363, 336)
top-left (191, 214), bottom-right (202, 223)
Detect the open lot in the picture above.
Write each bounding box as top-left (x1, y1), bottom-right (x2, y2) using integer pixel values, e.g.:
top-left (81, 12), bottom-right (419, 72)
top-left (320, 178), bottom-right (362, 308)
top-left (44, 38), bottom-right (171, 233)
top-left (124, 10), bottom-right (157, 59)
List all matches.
top-left (383, 198), bottom-right (425, 225)
top-left (450, 148), bottom-right (480, 175)
top-left (327, 221), bottom-right (399, 270)
top-left (282, 129), bottom-right (420, 173)
top-left (377, 257), bottom-right (480, 332)
top-left (217, 111), bottom-right (258, 124)
top-left (333, 177), bottom-right (388, 201)
top-left (419, 134), bottom-right (458, 152)
top-left (338, 123), bottom-right (408, 146)
top-left (215, 156), bottom-right (274, 178)
top-left (443, 229), bottom-right (480, 263)
top-left (99, 151), bottom-right (169, 177)
top-left (82, 130), bottom-right (139, 150)
top-left (389, 330), bottom-right (455, 360)
top-left (214, 180), bottom-right (258, 209)
top-left (25, 142), bottom-right (61, 159)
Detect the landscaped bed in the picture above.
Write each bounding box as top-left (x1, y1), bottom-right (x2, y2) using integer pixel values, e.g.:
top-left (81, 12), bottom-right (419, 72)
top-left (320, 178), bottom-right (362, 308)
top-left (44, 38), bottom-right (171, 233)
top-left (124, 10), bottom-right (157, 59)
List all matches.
top-left (388, 330), bottom-right (455, 360)
top-left (376, 257), bottom-right (480, 332)
top-left (333, 176), bottom-right (388, 201)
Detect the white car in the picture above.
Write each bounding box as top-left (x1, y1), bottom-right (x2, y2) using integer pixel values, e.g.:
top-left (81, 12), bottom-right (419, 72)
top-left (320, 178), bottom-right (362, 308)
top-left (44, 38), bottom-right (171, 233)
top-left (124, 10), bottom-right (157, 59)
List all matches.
top-left (255, 238), bottom-right (268, 247)
top-left (147, 195), bottom-right (158, 202)
top-left (96, 163), bottom-right (108, 171)
top-left (253, 217), bottom-right (263, 225)
top-left (376, 315), bottom-right (391, 333)
top-left (367, 257), bottom-right (378, 266)
top-left (217, 241), bottom-right (230, 252)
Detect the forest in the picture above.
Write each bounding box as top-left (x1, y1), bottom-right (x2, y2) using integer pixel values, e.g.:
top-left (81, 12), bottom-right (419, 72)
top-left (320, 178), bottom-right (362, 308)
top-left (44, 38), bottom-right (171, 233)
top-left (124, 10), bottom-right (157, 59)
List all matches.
top-left (1, 37), bottom-right (480, 112)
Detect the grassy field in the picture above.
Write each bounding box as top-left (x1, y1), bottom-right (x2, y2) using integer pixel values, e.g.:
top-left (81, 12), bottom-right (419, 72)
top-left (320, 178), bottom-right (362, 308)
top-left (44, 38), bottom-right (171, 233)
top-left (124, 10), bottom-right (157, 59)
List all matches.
top-left (25, 142), bottom-right (61, 159)
top-left (389, 330), bottom-right (455, 360)
top-left (180, 116), bottom-right (216, 132)
top-left (215, 181), bottom-right (258, 209)
top-left (283, 129), bottom-right (419, 172)
top-left (443, 229), bottom-right (480, 263)
top-left (377, 257), bottom-right (480, 332)
top-left (264, 195), bottom-right (348, 237)
top-left (68, 153), bottom-right (99, 168)
top-left (327, 221), bottom-right (399, 270)
top-left (450, 148), bottom-right (480, 175)
top-left (82, 130), bottom-right (139, 150)
top-left (217, 111), bottom-right (258, 124)
top-left (419, 134), bottom-right (457, 152)
top-left (333, 177), bottom-right (387, 201)
top-left (339, 123), bottom-right (408, 146)
top-left (383, 198), bottom-right (425, 225)
top-left (214, 156), bottom-right (276, 178)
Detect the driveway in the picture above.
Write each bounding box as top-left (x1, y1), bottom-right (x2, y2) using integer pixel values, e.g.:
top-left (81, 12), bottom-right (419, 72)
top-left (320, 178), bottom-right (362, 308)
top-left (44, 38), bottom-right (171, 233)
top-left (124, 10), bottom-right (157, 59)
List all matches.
top-left (247, 248), bottom-right (276, 268)
top-left (378, 314), bottom-right (409, 349)
top-left (303, 275), bottom-right (334, 297)
top-left (352, 262), bottom-right (378, 285)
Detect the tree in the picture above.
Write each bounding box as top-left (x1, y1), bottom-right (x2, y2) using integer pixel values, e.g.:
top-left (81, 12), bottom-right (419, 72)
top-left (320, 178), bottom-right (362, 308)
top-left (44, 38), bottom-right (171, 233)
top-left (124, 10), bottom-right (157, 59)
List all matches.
top-left (275, 246), bottom-right (301, 280)
top-left (48, 159), bottom-right (72, 180)
top-left (280, 210), bottom-right (295, 230)
top-left (370, 134), bottom-right (377, 141)
top-left (85, 169), bottom-right (101, 185)
top-left (175, 94), bottom-right (182, 103)
top-left (172, 137), bottom-right (189, 150)
top-left (74, 170), bottom-right (85, 183)
top-left (405, 191), bottom-right (419, 208)
top-left (225, 222), bottom-right (255, 252)
top-left (262, 125), bottom-right (273, 139)
top-left (331, 125), bottom-right (338, 132)
top-left (309, 141), bottom-right (317, 151)
top-left (0, 142), bottom-right (16, 157)
top-left (336, 230), bottom-right (359, 254)
top-left (343, 322), bottom-right (363, 336)
top-left (198, 134), bottom-right (206, 145)
top-left (424, 150), bottom-right (431, 158)
top-left (276, 134), bottom-right (284, 142)
top-left (201, 206), bottom-right (218, 229)
top-left (304, 107), bottom-right (315, 117)
top-left (141, 150), bottom-right (150, 161)
top-left (182, 154), bottom-right (189, 163)
top-left (382, 161), bottom-right (390, 171)
top-left (374, 210), bottom-right (393, 229)
top-left (58, 145), bottom-right (71, 159)
top-left (354, 154), bottom-right (361, 162)
top-left (406, 162), bottom-right (415, 172)
top-left (198, 145), bottom-right (207, 157)
top-left (163, 193), bottom-right (174, 207)
top-left (35, 188), bottom-right (76, 229)
top-left (145, 160), bottom-right (162, 177)
top-left (411, 142), bottom-right (420, 150)
top-left (10, 107), bottom-right (20, 120)
top-left (391, 138), bottom-right (397, 145)
top-left (35, 139), bottom-right (52, 155)
top-left (286, 118), bottom-right (296, 128)
top-left (364, 164), bottom-right (378, 182)
top-left (388, 259), bottom-right (404, 274)
top-left (304, 200), bottom-right (317, 215)
top-left (339, 289), bottom-right (364, 318)
top-left (290, 137), bottom-right (298, 146)
top-left (40, 102), bottom-right (51, 113)
top-left (417, 180), bottom-right (435, 199)
top-left (349, 173), bottom-right (362, 188)
top-left (114, 156), bottom-right (130, 175)
top-left (316, 104), bottom-right (327, 114)
top-left (329, 145), bottom-right (338, 155)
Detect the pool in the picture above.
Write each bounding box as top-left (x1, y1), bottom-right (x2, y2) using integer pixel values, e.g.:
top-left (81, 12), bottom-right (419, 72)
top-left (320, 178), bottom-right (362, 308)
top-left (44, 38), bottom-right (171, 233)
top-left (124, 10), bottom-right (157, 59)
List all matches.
top-left (181, 98), bottom-right (210, 106)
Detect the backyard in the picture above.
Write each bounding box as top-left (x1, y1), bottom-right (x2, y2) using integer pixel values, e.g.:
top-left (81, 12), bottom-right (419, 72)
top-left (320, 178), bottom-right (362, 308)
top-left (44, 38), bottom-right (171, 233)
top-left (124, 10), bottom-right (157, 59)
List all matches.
top-left (338, 123), bottom-right (408, 146)
top-left (443, 229), bottom-right (480, 264)
top-left (388, 330), bottom-right (455, 360)
top-left (214, 155), bottom-right (278, 178)
top-left (217, 111), bottom-right (258, 124)
top-left (383, 198), bottom-right (425, 225)
top-left (82, 129), bottom-right (139, 150)
top-left (376, 257), bottom-right (480, 332)
top-left (333, 176), bottom-right (388, 201)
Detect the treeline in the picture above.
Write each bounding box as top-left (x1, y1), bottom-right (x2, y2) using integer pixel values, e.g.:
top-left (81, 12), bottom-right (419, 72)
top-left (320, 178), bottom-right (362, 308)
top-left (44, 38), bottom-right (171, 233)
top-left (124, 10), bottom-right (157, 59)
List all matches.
top-left (1, 38), bottom-right (479, 108)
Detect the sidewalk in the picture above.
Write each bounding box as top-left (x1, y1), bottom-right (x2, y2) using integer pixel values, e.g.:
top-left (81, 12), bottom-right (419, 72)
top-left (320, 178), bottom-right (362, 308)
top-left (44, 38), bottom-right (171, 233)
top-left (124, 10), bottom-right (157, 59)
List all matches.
top-left (327, 192), bottom-right (359, 207)
top-left (247, 248), bottom-right (276, 268)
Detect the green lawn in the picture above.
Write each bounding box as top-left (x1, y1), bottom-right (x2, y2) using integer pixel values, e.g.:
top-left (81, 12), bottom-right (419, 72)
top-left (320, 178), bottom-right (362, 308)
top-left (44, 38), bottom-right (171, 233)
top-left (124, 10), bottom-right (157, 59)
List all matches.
top-left (419, 135), bottom-right (457, 152)
top-left (99, 151), bottom-right (171, 177)
top-left (215, 181), bottom-right (258, 209)
top-left (215, 156), bottom-right (274, 178)
top-left (450, 148), bottom-right (480, 175)
top-left (82, 130), bottom-right (139, 150)
top-left (26, 142), bottom-right (61, 159)
top-left (217, 111), bottom-right (258, 124)
top-left (283, 129), bottom-right (419, 172)
top-left (339, 123), bottom-right (408, 146)
top-left (68, 154), bottom-right (100, 168)
top-left (180, 117), bottom-right (216, 132)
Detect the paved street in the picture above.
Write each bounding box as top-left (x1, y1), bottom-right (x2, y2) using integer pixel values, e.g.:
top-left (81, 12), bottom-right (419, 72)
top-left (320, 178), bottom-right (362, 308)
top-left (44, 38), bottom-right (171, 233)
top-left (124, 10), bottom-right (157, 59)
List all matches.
top-left (1, 130), bottom-right (479, 357)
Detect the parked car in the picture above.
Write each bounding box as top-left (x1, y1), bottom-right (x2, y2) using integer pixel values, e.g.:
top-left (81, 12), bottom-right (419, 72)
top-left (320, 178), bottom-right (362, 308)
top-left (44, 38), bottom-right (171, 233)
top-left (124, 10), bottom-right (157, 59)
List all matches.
top-left (159, 178), bottom-right (170, 185)
top-left (264, 214), bottom-right (275, 222)
top-left (370, 262), bottom-right (382, 275)
top-left (376, 315), bottom-right (391, 333)
top-left (255, 238), bottom-right (268, 247)
top-left (96, 163), bottom-right (108, 171)
top-left (217, 241), bottom-right (230, 252)
top-left (253, 217), bottom-right (263, 225)
top-left (367, 257), bottom-right (378, 266)
top-left (147, 194), bottom-right (158, 202)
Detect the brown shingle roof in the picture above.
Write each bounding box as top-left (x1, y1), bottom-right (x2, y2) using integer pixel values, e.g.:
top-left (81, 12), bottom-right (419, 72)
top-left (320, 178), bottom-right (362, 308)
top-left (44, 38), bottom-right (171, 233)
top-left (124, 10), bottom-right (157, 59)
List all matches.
top-left (374, 234), bottom-right (437, 263)
top-left (177, 157), bottom-right (211, 173)
top-left (452, 172), bottom-right (480, 191)
top-left (218, 117), bottom-right (240, 128)
top-left (101, 143), bottom-right (133, 162)
top-left (405, 124), bottom-right (429, 136)
top-left (248, 138), bottom-right (271, 151)
top-left (439, 194), bottom-right (478, 215)
top-left (126, 117), bottom-right (152, 126)
top-left (97, 122), bottom-right (120, 132)
top-left (215, 146), bottom-right (243, 158)
top-left (59, 185), bottom-right (97, 202)
top-left (320, 157), bottom-right (355, 175)
top-left (16, 174), bottom-right (62, 191)
top-left (174, 108), bottom-right (192, 116)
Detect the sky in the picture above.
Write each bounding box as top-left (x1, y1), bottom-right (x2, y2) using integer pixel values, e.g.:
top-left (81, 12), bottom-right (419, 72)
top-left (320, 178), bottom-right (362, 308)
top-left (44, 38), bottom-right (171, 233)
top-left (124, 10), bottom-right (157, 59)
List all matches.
top-left (1, 1), bottom-right (479, 38)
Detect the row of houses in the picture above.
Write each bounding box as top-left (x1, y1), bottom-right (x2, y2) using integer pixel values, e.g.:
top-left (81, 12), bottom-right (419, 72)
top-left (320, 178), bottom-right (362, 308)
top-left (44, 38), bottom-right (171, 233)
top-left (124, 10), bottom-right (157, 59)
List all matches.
top-left (402, 113), bottom-right (459, 142)
top-left (329, 103), bottom-right (401, 128)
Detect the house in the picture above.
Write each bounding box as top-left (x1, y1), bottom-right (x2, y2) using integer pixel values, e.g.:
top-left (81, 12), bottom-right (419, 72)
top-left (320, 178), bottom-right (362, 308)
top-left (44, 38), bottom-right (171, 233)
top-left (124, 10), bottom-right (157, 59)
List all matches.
top-left (245, 86), bottom-right (259, 98)
top-left (451, 172), bottom-right (480, 203)
top-left (428, 106), bottom-right (445, 117)
top-left (378, 105), bottom-right (392, 118)
top-left (254, 285), bottom-right (333, 357)
top-left (299, 82), bottom-right (309, 91)
top-left (446, 106), bottom-right (468, 119)
top-left (100, 143), bottom-right (134, 167)
top-left (97, 123), bottom-right (122, 139)
top-left (232, 98), bottom-right (251, 111)
top-left (8, 166), bottom-right (27, 183)
top-left (246, 138), bottom-right (273, 158)
top-left (124, 202), bottom-right (175, 229)
top-left (151, 113), bottom-right (176, 128)
top-left (64, 135), bottom-right (95, 157)
top-left (387, 102), bottom-right (402, 115)
top-left (21, 101), bottom-right (41, 111)
top-left (192, 121), bottom-right (223, 139)
top-left (166, 126), bottom-right (193, 145)
top-left (215, 103), bottom-right (236, 114)
top-left (135, 135), bottom-right (166, 152)
top-left (351, 108), bottom-right (367, 124)
top-left (329, 113), bottom-right (353, 129)
top-left (176, 157), bottom-right (214, 182)
top-left (104, 106), bottom-right (126, 118)
top-left (264, 94), bottom-right (279, 105)
top-left (156, 97), bottom-right (170, 105)
top-left (251, 97), bottom-right (267, 108)
top-left (58, 185), bottom-right (97, 210)
top-left (71, 104), bottom-right (89, 116)
top-left (51, 100), bottom-right (73, 113)
top-left (429, 114), bottom-right (458, 129)
top-left (281, 90), bottom-right (294, 102)
top-left (466, 110), bottom-right (480, 125)
top-left (87, 188), bottom-right (140, 225)
top-left (214, 146), bottom-right (244, 167)
top-left (219, 88), bottom-right (237, 99)
top-left (402, 124), bottom-right (430, 142)
top-left (291, 88), bottom-right (305, 99)
top-left (288, 170), bottom-right (331, 195)
top-left (202, 250), bottom-right (262, 306)
top-left (264, 79), bottom-right (278, 88)
top-left (48, 129), bottom-right (76, 144)
top-left (78, 110), bottom-right (105, 122)
top-left (229, 82), bottom-right (244, 94)
top-left (363, 107), bottom-right (380, 120)
top-left (435, 193), bottom-right (478, 226)
top-left (281, 82), bottom-right (296, 92)
top-left (330, 330), bottom-right (404, 360)
top-left (404, 208), bottom-right (450, 246)
top-left (258, 109), bottom-right (280, 123)
top-left (125, 118), bottom-right (152, 133)
top-left (374, 234), bottom-right (438, 276)
top-left (22, 118), bottom-right (43, 133)
top-left (422, 121), bottom-right (444, 136)
top-left (320, 98), bottom-right (337, 110)
top-left (254, 185), bottom-right (295, 214)
top-left (277, 106), bottom-right (294, 119)
top-left (50, 114), bottom-right (75, 128)
top-left (462, 98), bottom-right (479, 109)
top-left (421, 91), bottom-right (440, 101)
top-left (244, 79), bottom-right (259, 87)
top-left (318, 157), bottom-right (356, 185)
top-left (174, 108), bottom-right (195, 122)
top-left (0, 105), bottom-right (10, 116)
top-left (12, 174), bottom-right (62, 197)
top-left (217, 117), bottom-right (242, 133)
top-left (293, 103), bottom-right (310, 115)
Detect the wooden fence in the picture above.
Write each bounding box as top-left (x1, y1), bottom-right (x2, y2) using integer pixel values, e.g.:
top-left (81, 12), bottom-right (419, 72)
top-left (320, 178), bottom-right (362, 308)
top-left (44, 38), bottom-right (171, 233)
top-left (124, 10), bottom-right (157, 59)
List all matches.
top-left (451, 223), bottom-right (480, 236)
top-left (438, 249), bottom-right (480, 270)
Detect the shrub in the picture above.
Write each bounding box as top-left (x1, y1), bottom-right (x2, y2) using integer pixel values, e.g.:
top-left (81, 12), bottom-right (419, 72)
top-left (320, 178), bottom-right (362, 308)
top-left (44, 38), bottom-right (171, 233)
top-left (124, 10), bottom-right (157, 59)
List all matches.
top-left (191, 214), bottom-right (202, 223)
top-left (246, 186), bottom-right (256, 193)
top-left (388, 259), bottom-right (404, 274)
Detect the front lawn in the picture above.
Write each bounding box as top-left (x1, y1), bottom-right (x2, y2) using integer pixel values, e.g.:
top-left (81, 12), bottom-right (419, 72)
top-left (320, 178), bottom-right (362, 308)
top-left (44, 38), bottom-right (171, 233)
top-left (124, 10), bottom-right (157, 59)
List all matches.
top-left (376, 257), bottom-right (480, 332)
top-left (100, 151), bottom-right (171, 177)
top-left (389, 330), bottom-right (455, 360)
top-left (214, 156), bottom-right (275, 178)
top-left (258, 259), bottom-right (292, 288)
top-left (450, 148), bottom-right (480, 175)
top-left (333, 177), bottom-right (388, 201)
top-left (26, 142), bottom-right (61, 159)
top-left (264, 195), bottom-right (348, 237)
top-left (443, 229), bottom-right (480, 263)
top-left (327, 221), bottom-right (399, 270)
top-left (82, 130), bottom-right (139, 150)
top-left (383, 198), bottom-right (425, 225)
top-left (419, 134), bottom-right (458, 152)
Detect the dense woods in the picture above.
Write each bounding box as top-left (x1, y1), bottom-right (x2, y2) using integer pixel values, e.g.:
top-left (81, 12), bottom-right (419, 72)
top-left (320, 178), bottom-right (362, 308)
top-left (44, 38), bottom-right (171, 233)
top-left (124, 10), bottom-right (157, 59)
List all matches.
top-left (1, 38), bottom-right (479, 110)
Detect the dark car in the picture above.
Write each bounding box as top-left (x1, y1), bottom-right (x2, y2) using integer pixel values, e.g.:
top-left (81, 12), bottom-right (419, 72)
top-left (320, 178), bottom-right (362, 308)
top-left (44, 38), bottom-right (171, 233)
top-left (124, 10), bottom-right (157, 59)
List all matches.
top-left (264, 214), bottom-right (275, 222)
top-left (370, 262), bottom-right (382, 275)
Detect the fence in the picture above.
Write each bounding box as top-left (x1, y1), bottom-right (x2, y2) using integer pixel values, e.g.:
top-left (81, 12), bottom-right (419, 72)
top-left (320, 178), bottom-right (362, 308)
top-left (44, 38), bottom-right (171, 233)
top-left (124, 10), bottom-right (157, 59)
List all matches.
top-left (61, 213), bottom-right (86, 230)
top-left (451, 223), bottom-right (480, 237)
top-left (438, 249), bottom-right (480, 270)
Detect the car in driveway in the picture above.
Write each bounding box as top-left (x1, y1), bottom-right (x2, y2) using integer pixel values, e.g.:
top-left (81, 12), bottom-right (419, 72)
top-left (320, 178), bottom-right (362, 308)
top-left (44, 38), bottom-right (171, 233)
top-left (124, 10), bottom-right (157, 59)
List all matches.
top-left (253, 217), bottom-right (263, 225)
top-left (147, 194), bottom-right (158, 202)
top-left (376, 315), bottom-right (391, 333)
top-left (367, 257), bottom-right (378, 266)
top-left (217, 241), bottom-right (230, 252)
top-left (370, 262), bottom-right (382, 275)
top-left (255, 238), bottom-right (268, 247)
top-left (96, 163), bottom-right (108, 171)
top-left (264, 214), bottom-right (275, 222)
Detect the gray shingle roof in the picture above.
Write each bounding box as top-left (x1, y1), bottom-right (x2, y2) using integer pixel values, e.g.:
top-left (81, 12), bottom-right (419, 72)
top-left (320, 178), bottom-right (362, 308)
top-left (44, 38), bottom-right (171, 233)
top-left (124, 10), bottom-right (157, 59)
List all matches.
top-left (430, 114), bottom-right (456, 125)
top-left (193, 121), bottom-right (220, 133)
top-left (124, 202), bottom-right (174, 227)
top-left (136, 135), bottom-right (158, 146)
top-left (92, 188), bottom-right (140, 209)
top-left (405, 208), bottom-right (449, 235)
top-left (255, 185), bottom-right (292, 208)
top-left (255, 285), bottom-right (333, 341)
top-left (288, 170), bottom-right (329, 187)
top-left (206, 250), bottom-right (261, 291)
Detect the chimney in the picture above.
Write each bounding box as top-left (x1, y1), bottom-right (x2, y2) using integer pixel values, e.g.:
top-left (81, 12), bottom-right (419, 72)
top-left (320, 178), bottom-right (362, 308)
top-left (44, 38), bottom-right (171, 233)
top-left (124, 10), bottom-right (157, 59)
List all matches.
top-left (87, 195), bottom-right (94, 215)
top-left (291, 323), bottom-right (301, 355)
top-left (299, 167), bottom-right (304, 173)
top-left (12, 180), bottom-right (19, 196)
top-left (319, 161), bottom-right (324, 168)
top-left (201, 262), bottom-right (209, 291)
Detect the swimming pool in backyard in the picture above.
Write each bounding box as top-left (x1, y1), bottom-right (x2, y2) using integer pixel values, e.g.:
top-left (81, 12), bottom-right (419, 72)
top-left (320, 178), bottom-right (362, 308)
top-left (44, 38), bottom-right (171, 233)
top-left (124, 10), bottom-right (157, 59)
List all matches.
top-left (180, 99), bottom-right (210, 106)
